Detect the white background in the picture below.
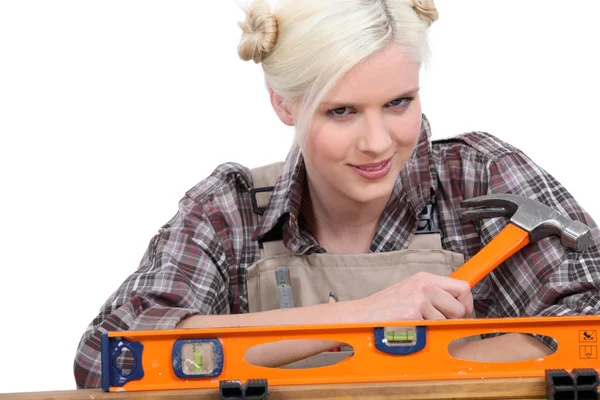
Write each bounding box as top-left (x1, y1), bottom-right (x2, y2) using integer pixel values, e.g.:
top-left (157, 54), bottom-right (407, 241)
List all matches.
top-left (1, 0), bottom-right (599, 394)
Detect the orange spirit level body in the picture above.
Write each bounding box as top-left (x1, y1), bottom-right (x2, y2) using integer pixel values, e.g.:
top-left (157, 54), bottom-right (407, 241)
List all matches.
top-left (102, 315), bottom-right (600, 392)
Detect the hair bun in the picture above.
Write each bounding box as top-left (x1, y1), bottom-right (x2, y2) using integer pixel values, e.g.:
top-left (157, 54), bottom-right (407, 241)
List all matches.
top-left (412, 0), bottom-right (439, 26)
top-left (237, 0), bottom-right (278, 63)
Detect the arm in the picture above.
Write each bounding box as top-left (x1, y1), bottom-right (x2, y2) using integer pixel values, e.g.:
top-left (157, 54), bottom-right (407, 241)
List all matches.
top-left (73, 196), bottom-right (233, 388)
top-left (74, 192), bottom-right (361, 386)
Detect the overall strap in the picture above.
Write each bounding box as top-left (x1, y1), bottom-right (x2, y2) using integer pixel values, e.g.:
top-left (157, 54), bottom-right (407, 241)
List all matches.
top-left (250, 162), bottom-right (287, 258)
top-left (409, 200), bottom-right (444, 250)
top-left (250, 162), bottom-right (284, 215)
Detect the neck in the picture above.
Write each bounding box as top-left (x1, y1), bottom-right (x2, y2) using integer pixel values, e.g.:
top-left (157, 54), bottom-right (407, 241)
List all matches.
top-left (300, 177), bottom-right (390, 254)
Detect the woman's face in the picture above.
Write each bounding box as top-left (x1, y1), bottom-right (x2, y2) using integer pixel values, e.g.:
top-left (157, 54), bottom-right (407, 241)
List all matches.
top-left (301, 43), bottom-right (423, 206)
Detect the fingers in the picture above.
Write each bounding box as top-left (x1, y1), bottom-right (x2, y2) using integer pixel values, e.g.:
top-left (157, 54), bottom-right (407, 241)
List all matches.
top-left (456, 289), bottom-right (474, 316)
top-left (412, 272), bottom-right (474, 318)
top-left (421, 302), bottom-right (446, 320)
top-left (422, 283), bottom-right (467, 319)
top-left (413, 272), bottom-right (471, 298)
top-left (362, 272), bottom-right (475, 322)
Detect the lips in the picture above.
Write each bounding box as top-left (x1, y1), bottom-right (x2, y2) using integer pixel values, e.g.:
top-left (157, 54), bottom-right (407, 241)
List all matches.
top-left (351, 156), bottom-right (393, 170)
top-left (349, 155), bottom-right (394, 180)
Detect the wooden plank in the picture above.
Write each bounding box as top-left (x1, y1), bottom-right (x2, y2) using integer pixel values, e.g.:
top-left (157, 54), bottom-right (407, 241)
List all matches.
top-left (0, 378), bottom-right (547, 399)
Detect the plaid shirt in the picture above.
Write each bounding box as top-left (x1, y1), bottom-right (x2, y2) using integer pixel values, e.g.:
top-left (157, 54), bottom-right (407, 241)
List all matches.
top-left (74, 115), bottom-right (600, 388)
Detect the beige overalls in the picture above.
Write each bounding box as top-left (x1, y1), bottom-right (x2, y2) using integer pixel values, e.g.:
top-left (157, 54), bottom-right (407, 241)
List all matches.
top-left (245, 162), bottom-right (472, 367)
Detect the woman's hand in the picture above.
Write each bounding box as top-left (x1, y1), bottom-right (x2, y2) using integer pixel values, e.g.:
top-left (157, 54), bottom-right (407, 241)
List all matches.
top-left (351, 272), bottom-right (474, 322)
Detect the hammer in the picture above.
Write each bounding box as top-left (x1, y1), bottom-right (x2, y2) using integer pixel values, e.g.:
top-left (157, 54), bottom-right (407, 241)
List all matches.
top-left (449, 193), bottom-right (592, 287)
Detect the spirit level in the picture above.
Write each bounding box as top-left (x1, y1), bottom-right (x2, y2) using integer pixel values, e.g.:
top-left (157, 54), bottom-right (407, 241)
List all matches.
top-left (102, 315), bottom-right (600, 392)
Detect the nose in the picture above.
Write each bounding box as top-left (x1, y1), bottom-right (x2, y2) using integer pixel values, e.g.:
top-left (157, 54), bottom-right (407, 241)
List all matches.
top-left (356, 111), bottom-right (393, 154)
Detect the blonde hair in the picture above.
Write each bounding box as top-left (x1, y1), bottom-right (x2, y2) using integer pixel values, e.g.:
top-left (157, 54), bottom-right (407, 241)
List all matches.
top-left (237, 0), bottom-right (438, 145)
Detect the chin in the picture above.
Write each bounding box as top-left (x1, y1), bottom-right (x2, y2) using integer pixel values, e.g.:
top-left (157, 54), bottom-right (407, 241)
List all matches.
top-left (345, 179), bottom-right (397, 204)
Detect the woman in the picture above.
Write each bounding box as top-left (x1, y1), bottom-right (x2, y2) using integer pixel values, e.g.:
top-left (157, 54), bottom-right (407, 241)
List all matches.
top-left (74, 0), bottom-right (600, 388)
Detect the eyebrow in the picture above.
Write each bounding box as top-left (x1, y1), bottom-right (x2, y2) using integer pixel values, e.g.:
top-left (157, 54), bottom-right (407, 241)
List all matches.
top-left (321, 87), bottom-right (420, 108)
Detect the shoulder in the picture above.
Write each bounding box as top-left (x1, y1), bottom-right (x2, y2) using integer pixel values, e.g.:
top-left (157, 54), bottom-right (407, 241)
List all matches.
top-left (430, 131), bottom-right (535, 197)
top-left (185, 162), bottom-right (253, 205)
top-left (431, 131), bottom-right (523, 163)
top-left (166, 162), bottom-right (256, 246)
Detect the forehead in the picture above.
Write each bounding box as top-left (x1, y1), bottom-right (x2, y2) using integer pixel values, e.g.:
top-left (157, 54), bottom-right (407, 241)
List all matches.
top-left (323, 43), bottom-right (420, 105)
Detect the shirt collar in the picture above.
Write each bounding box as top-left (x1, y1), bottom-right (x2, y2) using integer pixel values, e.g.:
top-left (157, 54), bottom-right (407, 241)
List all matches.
top-left (252, 113), bottom-right (437, 251)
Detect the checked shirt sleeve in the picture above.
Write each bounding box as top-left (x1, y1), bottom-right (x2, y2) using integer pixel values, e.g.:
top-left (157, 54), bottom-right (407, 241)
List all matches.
top-left (73, 195), bottom-right (231, 389)
top-left (474, 151), bottom-right (600, 321)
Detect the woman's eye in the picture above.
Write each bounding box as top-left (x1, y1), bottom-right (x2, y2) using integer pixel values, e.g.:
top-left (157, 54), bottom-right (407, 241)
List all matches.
top-left (330, 107), bottom-right (349, 116)
top-left (388, 97), bottom-right (411, 107)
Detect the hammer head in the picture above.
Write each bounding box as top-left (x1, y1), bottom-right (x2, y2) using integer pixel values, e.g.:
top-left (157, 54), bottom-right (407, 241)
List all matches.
top-left (461, 193), bottom-right (592, 252)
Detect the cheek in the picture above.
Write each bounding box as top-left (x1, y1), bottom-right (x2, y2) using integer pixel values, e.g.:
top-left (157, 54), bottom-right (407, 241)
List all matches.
top-left (392, 109), bottom-right (423, 147)
top-left (393, 123), bottom-right (421, 146)
top-left (304, 119), bottom-right (353, 165)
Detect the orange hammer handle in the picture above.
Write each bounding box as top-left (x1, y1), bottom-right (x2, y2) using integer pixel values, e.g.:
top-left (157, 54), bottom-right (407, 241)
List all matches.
top-left (450, 223), bottom-right (530, 288)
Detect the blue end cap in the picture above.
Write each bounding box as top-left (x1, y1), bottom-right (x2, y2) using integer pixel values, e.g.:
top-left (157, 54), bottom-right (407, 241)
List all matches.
top-left (101, 333), bottom-right (110, 392)
top-left (172, 338), bottom-right (224, 379)
top-left (101, 335), bottom-right (145, 390)
top-left (373, 326), bottom-right (427, 355)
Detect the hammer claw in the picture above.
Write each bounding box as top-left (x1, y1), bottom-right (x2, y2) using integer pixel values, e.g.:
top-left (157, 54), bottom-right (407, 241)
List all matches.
top-left (462, 206), bottom-right (512, 220)
top-left (460, 195), bottom-right (518, 212)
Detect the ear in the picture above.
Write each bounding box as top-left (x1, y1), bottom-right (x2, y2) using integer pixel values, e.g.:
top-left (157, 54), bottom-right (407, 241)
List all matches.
top-left (269, 88), bottom-right (295, 126)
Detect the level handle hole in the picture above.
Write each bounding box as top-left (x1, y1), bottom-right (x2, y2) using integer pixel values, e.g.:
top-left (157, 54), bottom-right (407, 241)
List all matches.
top-left (245, 340), bottom-right (352, 369)
top-left (448, 333), bottom-right (557, 362)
